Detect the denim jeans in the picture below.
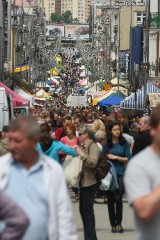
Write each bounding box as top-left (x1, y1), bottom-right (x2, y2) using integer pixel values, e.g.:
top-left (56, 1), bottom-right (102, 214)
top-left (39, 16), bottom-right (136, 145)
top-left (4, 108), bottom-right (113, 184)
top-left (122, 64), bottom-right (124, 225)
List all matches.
top-left (107, 175), bottom-right (124, 226)
top-left (79, 183), bottom-right (99, 240)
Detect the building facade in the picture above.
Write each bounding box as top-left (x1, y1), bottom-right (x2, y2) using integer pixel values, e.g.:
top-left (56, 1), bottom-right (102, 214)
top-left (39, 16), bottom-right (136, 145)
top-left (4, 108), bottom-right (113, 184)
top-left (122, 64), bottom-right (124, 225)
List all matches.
top-left (61, 0), bottom-right (91, 23)
top-left (55, 0), bottom-right (61, 14)
top-left (148, 0), bottom-right (160, 77)
top-left (44, 0), bottom-right (55, 21)
top-left (120, 5), bottom-right (146, 51)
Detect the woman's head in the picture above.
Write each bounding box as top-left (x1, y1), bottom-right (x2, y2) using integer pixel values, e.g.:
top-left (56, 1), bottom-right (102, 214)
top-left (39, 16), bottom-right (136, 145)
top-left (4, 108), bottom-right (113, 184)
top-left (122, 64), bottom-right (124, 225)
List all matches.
top-left (95, 130), bottom-right (106, 145)
top-left (108, 121), bottom-right (125, 145)
top-left (64, 122), bottom-right (76, 136)
top-left (78, 125), bottom-right (94, 143)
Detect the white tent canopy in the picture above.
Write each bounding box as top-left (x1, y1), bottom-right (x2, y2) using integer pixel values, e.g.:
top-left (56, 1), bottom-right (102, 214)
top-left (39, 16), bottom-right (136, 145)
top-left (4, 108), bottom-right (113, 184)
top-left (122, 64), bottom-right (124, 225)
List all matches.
top-left (15, 88), bottom-right (35, 106)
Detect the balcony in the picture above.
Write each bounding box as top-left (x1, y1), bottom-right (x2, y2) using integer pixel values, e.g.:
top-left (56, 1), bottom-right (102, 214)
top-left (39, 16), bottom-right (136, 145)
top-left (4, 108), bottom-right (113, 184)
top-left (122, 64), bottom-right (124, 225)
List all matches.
top-left (149, 12), bottom-right (160, 28)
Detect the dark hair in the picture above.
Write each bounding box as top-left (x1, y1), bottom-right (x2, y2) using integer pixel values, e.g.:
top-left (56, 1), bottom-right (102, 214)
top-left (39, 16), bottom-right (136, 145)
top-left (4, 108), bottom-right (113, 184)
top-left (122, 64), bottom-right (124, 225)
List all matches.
top-left (65, 115), bottom-right (72, 121)
top-left (151, 104), bottom-right (160, 128)
top-left (122, 123), bottom-right (130, 134)
top-left (40, 123), bottom-right (53, 146)
top-left (107, 121), bottom-right (126, 148)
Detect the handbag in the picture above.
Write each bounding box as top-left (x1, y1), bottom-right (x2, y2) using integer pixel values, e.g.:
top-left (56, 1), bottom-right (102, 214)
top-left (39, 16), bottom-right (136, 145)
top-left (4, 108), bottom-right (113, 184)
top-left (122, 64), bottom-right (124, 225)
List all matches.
top-left (95, 156), bottom-right (111, 182)
top-left (100, 171), bottom-right (112, 191)
top-left (63, 155), bottom-right (83, 188)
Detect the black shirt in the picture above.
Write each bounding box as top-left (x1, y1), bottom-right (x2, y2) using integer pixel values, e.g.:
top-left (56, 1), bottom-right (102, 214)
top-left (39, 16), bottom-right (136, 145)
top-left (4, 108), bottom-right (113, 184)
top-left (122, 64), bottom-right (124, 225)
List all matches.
top-left (132, 129), bottom-right (152, 157)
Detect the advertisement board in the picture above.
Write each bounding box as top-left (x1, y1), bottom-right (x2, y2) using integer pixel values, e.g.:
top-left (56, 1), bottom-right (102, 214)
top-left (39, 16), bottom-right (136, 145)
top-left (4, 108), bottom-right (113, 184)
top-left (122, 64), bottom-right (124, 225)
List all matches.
top-left (46, 24), bottom-right (65, 38)
top-left (65, 25), bottom-right (89, 40)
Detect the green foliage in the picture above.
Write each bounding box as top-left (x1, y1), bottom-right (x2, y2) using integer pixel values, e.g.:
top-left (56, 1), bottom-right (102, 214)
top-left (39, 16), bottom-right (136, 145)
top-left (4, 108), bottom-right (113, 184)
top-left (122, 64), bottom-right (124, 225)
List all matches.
top-left (62, 10), bottom-right (73, 24)
top-left (72, 18), bottom-right (80, 24)
top-left (51, 12), bottom-right (62, 23)
top-left (50, 10), bottom-right (73, 24)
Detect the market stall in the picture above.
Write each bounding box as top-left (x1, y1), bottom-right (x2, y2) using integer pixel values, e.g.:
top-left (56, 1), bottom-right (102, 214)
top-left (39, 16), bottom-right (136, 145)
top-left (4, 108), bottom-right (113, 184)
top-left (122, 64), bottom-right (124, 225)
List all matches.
top-left (121, 81), bottom-right (160, 110)
top-left (0, 82), bottom-right (29, 107)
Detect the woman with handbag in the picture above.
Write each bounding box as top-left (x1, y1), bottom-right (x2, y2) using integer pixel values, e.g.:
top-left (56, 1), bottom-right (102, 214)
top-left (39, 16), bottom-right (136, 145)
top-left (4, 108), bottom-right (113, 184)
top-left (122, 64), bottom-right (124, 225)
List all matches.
top-left (76, 125), bottom-right (100, 240)
top-left (104, 121), bottom-right (131, 233)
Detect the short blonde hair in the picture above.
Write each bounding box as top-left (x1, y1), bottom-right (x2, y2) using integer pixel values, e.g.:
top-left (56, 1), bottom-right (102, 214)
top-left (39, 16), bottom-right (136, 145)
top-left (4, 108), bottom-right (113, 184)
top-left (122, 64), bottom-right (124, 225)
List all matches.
top-left (95, 130), bottom-right (106, 142)
top-left (91, 119), bottom-right (105, 132)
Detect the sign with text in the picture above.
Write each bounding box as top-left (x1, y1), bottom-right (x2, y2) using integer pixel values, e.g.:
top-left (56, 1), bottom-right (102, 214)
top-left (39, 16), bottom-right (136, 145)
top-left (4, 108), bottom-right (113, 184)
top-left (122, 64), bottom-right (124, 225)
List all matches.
top-left (65, 25), bottom-right (89, 40)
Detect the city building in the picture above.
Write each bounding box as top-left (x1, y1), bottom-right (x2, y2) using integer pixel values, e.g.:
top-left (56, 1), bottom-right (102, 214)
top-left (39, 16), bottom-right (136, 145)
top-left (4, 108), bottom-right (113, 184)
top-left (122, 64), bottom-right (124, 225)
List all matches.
top-left (44, 0), bottom-right (55, 21)
top-left (43, 0), bottom-right (91, 23)
top-left (55, 0), bottom-right (61, 14)
top-left (120, 4), bottom-right (146, 51)
top-left (85, 0), bottom-right (91, 22)
top-left (61, 0), bottom-right (91, 23)
top-left (0, 0), bottom-right (12, 80)
top-left (148, 0), bottom-right (160, 78)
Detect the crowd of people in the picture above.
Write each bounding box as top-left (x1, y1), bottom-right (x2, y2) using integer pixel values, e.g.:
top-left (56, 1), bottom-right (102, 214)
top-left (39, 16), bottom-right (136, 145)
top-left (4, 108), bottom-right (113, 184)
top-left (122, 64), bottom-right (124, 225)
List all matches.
top-left (0, 99), bottom-right (156, 240)
top-left (0, 51), bottom-right (160, 240)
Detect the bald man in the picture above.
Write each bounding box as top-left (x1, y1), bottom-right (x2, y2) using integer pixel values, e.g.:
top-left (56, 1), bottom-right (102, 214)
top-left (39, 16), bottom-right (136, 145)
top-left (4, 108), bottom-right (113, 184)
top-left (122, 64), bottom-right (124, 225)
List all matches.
top-left (132, 116), bottom-right (152, 156)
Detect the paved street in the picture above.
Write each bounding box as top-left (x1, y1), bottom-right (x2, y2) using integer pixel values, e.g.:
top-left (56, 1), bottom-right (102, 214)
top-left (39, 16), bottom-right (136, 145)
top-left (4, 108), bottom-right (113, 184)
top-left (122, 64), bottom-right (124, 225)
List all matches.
top-left (72, 199), bottom-right (135, 240)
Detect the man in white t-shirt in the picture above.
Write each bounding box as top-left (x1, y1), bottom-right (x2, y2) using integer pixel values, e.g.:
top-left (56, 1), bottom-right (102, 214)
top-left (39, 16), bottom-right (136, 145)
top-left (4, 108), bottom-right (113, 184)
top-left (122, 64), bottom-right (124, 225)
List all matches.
top-left (124, 104), bottom-right (160, 240)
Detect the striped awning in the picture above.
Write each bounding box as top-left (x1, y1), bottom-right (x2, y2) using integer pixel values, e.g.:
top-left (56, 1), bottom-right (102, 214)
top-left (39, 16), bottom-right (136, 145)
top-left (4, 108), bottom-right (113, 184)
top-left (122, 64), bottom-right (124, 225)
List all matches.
top-left (121, 81), bottom-right (160, 110)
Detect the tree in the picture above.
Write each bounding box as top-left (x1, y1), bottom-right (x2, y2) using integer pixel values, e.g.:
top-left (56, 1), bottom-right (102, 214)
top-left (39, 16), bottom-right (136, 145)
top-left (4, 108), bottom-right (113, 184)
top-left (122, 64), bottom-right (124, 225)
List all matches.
top-left (72, 18), bottom-right (80, 24)
top-left (62, 10), bottom-right (72, 24)
top-left (51, 12), bottom-right (62, 23)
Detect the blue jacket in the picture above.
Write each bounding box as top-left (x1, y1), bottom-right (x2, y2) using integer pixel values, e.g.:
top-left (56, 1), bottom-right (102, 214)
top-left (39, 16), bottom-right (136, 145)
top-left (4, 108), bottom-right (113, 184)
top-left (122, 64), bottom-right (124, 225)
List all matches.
top-left (37, 141), bottom-right (77, 163)
top-left (102, 141), bottom-right (131, 176)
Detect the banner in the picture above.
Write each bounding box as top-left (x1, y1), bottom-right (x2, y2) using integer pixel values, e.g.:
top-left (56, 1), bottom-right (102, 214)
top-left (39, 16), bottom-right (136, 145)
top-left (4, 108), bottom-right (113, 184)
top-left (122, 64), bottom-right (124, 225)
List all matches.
top-left (65, 25), bottom-right (89, 40)
top-left (46, 24), bottom-right (65, 38)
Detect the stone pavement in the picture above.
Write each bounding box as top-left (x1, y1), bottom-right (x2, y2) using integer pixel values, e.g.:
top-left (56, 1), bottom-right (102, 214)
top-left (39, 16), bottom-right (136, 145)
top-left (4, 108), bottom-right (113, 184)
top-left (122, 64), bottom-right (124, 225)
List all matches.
top-left (72, 199), bottom-right (135, 240)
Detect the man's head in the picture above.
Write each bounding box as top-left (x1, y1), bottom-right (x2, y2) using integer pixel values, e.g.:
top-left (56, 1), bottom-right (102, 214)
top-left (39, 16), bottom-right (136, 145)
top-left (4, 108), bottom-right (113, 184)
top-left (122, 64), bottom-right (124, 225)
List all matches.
top-left (131, 121), bottom-right (140, 133)
top-left (139, 116), bottom-right (150, 132)
top-left (1, 125), bottom-right (9, 139)
top-left (64, 115), bottom-right (72, 125)
top-left (8, 116), bottom-right (40, 162)
top-left (54, 113), bottom-right (59, 121)
top-left (74, 116), bottom-right (82, 129)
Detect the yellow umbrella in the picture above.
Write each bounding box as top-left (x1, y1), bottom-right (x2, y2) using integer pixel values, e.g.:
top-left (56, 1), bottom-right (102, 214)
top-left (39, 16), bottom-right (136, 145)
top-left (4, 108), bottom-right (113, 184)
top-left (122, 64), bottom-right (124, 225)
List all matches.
top-left (47, 68), bottom-right (59, 76)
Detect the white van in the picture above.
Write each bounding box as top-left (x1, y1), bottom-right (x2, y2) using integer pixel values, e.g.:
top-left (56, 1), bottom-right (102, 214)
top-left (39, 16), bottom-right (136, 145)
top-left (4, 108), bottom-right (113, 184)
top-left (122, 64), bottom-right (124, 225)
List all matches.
top-left (0, 87), bottom-right (14, 131)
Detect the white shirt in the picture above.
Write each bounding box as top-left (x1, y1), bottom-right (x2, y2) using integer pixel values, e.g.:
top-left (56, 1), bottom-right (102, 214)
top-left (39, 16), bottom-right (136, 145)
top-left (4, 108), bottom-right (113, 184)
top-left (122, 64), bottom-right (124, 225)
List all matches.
top-left (0, 153), bottom-right (78, 240)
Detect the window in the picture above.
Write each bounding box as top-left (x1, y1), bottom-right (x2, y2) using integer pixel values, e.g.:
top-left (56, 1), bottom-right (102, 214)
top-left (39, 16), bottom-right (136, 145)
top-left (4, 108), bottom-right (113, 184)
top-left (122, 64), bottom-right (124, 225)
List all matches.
top-left (136, 11), bottom-right (146, 25)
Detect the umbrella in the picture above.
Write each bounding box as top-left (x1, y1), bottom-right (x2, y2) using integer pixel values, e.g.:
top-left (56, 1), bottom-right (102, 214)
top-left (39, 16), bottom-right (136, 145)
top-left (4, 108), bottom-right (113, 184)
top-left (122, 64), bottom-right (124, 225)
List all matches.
top-left (98, 95), bottom-right (124, 107)
top-left (110, 90), bottom-right (126, 99)
top-left (92, 89), bottom-right (114, 105)
top-left (46, 80), bottom-right (56, 86)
